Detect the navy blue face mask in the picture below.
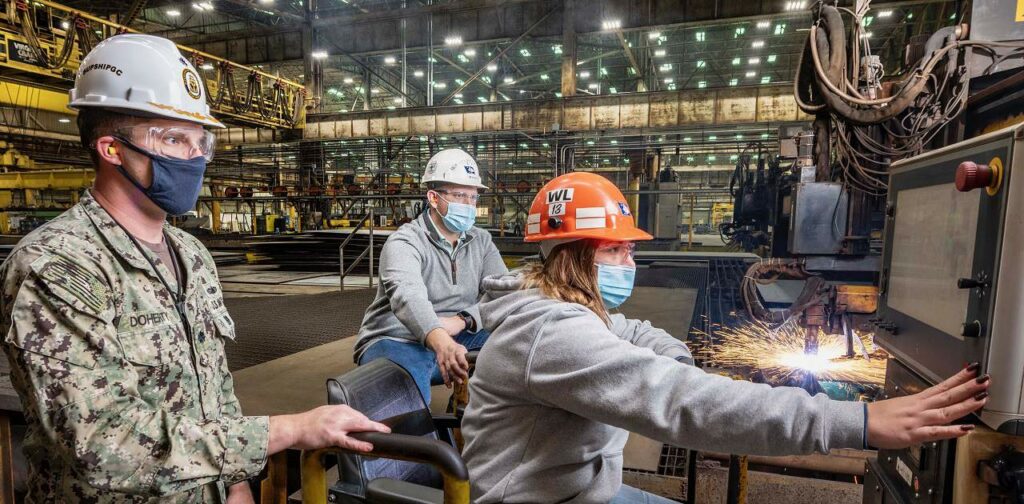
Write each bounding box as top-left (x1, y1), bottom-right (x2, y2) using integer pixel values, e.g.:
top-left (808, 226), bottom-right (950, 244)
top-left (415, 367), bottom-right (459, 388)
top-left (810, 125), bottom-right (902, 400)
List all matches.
top-left (114, 138), bottom-right (207, 216)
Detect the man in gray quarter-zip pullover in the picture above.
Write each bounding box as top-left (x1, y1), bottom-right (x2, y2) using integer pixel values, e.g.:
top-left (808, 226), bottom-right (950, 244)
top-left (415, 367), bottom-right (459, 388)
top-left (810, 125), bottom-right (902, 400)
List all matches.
top-left (354, 149), bottom-right (507, 404)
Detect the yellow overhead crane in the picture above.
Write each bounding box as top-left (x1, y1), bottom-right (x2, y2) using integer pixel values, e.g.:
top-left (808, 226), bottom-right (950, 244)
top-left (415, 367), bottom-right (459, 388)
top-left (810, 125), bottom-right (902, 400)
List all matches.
top-left (0, 0), bottom-right (306, 129)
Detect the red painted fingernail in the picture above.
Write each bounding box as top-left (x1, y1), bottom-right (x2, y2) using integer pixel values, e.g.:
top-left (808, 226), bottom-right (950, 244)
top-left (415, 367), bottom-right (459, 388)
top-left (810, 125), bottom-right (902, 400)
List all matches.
top-left (975, 391), bottom-right (989, 401)
top-left (960, 424), bottom-right (976, 431)
top-left (976, 374), bottom-right (991, 384)
top-left (966, 362), bottom-right (981, 374)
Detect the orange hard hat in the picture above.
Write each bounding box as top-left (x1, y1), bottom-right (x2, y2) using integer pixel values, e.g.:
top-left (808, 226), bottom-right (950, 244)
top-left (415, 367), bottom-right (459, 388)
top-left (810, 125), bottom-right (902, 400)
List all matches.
top-left (525, 172), bottom-right (653, 243)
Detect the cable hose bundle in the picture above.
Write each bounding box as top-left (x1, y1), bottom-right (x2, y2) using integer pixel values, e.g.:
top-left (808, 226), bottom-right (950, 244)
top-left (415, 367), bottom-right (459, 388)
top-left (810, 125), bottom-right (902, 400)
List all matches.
top-left (16, 5), bottom-right (78, 70)
top-left (741, 260), bottom-right (815, 327)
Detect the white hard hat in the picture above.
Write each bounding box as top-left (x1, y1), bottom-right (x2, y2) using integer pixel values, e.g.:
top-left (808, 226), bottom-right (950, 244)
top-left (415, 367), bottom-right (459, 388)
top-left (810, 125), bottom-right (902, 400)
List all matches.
top-left (423, 149), bottom-right (488, 189)
top-left (69, 34), bottom-right (224, 128)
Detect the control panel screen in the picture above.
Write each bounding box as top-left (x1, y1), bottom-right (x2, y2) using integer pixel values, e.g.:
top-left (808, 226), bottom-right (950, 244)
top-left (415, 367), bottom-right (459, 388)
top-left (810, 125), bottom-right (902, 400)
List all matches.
top-left (887, 183), bottom-right (980, 338)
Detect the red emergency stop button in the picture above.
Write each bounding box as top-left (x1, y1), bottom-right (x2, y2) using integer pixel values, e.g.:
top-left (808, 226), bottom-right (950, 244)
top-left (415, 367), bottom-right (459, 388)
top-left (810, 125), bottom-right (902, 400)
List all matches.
top-left (955, 161), bottom-right (994, 192)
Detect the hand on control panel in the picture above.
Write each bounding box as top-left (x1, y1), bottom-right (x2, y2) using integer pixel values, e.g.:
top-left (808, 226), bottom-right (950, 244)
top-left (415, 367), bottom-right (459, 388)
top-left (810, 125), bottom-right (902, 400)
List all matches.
top-left (866, 363), bottom-right (990, 449)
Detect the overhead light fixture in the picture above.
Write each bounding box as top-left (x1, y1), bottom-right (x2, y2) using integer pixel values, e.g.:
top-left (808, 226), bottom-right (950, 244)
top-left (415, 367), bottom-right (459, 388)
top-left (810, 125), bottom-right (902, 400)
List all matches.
top-left (412, 70), bottom-right (423, 78)
top-left (60, 20), bottom-right (70, 29)
top-left (749, 57), bottom-right (761, 65)
top-left (540, 73), bottom-right (550, 80)
top-left (580, 70), bottom-right (591, 78)
top-left (371, 88), bottom-right (380, 94)
top-left (732, 57), bottom-right (741, 65)
top-left (729, 78), bottom-right (738, 86)
top-left (165, 9), bottom-right (180, 16)
top-left (609, 87), bottom-right (618, 93)
top-left (503, 76), bottom-right (514, 84)
top-left (735, 27), bottom-right (746, 37)
top-left (752, 40), bottom-right (764, 48)
top-left (588, 83), bottom-right (598, 89)
top-left (878, 9), bottom-right (893, 18)
top-left (602, 20), bottom-right (622, 31)
top-left (201, 63), bottom-right (214, 70)
top-left (767, 54), bottom-right (777, 63)
top-left (552, 44), bottom-right (563, 54)
top-left (648, 31), bottom-right (661, 39)
top-left (343, 77), bottom-right (354, 83)
top-left (434, 82), bottom-right (447, 89)
top-left (664, 77), bottom-right (674, 84)
top-left (519, 48), bottom-right (531, 57)
top-left (785, 1), bottom-right (805, 11)
top-left (478, 96), bottom-right (489, 103)
top-left (774, 23), bottom-right (787, 35)
top-left (697, 81), bottom-right (707, 88)
top-left (58, 118), bottom-right (71, 123)
top-left (695, 60), bottom-right (705, 68)
top-left (757, 20), bottom-right (770, 29)
top-left (861, 31), bottom-right (873, 39)
top-left (191, 1), bottom-right (213, 10)
top-left (393, 97), bottom-right (403, 103)
top-left (695, 31), bottom-right (706, 42)
top-left (761, 76), bottom-right (772, 84)
top-left (746, 71), bottom-right (757, 77)
top-left (654, 49), bottom-right (667, 57)
top-left (660, 63), bottom-right (673, 72)
top-left (454, 93), bottom-right (464, 98)
top-left (384, 56), bottom-right (396, 64)
top-left (454, 98), bottom-right (464, 104)
top-left (445, 36), bottom-right (463, 46)
top-left (311, 50), bottom-right (328, 59)
top-left (464, 48), bottom-right (476, 56)
top-left (487, 63), bottom-right (498, 72)
top-left (709, 135), bottom-right (717, 140)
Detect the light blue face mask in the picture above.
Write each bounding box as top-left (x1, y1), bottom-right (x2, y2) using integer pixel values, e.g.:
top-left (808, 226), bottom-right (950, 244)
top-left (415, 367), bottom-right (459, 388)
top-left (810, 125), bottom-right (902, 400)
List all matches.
top-left (596, 263), bottom-right (636, 309)
top-left (438, 197), bottom-right (477, 233)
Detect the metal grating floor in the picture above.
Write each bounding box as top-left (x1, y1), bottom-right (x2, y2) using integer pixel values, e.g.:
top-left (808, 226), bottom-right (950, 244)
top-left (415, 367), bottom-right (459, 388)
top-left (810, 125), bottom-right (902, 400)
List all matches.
top-left (222, 288), bottom-right (377, 371)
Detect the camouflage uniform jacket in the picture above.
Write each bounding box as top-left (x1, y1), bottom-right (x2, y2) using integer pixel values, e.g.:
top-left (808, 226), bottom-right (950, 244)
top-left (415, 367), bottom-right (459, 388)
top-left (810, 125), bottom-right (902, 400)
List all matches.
top-left (0, 191), bottom-right (269, 503)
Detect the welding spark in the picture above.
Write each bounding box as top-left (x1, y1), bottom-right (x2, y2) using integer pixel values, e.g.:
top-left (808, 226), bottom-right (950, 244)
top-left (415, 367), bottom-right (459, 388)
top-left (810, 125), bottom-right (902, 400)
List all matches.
top-left (694, 320), bottom-right (888, 386)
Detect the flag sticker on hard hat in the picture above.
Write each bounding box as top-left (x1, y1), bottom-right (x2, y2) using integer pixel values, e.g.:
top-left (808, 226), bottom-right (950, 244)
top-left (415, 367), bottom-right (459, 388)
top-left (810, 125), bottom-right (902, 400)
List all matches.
top-left (464, 165), bottom-right (477, 175)
top-left (618, 202), bottom-right (631, 216)
top-left (182, 69), bottom-right (202, 100)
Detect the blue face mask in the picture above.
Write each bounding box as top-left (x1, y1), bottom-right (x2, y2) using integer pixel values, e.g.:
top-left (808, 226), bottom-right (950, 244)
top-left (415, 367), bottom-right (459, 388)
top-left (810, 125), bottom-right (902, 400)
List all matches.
top-left (596, 263), bottom-right (636, 309)
top-left (115, 139), bottom-right (206, 216)
top-left (439, 199), bottom-right (477, 233)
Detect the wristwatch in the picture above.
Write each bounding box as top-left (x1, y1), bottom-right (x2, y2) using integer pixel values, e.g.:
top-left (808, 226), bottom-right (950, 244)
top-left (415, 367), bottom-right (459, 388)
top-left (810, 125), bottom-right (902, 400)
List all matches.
top-left (458, 310), bottom-right (476, 332)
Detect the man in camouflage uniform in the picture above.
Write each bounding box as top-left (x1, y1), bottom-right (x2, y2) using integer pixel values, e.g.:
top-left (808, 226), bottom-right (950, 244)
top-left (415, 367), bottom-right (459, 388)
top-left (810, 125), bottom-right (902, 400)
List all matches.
top-left (0, 34), bottom-right (388, 503)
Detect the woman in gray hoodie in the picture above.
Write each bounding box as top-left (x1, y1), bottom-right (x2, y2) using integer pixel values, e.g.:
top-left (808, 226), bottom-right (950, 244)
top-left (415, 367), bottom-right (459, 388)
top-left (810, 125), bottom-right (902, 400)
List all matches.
top-left (461, 172), bottom-right (990, 504)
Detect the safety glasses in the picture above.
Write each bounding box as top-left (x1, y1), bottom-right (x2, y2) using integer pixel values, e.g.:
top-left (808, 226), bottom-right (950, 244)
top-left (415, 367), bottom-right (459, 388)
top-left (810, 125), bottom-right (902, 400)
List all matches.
top-left (594, 242), bottom-right (637, 262)
top-left (114, 125), bottom-right (216, 161)
top-left (432, 189), bottom-right (480, 204)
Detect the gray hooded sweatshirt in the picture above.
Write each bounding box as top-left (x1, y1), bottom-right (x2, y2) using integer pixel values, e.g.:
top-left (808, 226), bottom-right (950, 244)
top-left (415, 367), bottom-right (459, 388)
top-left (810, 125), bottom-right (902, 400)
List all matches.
top-left (354, 212), bottom-right (508, 361)
top-left (462, 272), bottom-right (866, 504)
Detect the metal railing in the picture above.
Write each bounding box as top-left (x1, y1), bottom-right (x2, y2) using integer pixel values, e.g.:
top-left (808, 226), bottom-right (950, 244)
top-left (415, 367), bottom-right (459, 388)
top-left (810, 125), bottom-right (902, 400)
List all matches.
top-left (339, 209), bottom-right (375, 290)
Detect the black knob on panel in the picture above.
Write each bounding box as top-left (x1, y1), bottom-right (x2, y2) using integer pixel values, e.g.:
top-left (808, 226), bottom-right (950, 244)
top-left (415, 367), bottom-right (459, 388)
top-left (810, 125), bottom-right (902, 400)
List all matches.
top-left (961, 320), bottom-right (983, 338)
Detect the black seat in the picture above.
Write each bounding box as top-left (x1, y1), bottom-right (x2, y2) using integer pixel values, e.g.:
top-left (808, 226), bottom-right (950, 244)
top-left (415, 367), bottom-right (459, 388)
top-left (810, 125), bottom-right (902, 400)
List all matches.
top-left (325, 359), bottom-right (462, 504)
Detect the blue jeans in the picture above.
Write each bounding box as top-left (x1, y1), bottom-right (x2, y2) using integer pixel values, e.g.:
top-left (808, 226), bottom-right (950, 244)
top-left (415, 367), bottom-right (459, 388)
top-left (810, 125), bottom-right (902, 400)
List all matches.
top-left (357, 330), bottom-right (490, 405)
top-left (610, 485), bottom-right (680, 504)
